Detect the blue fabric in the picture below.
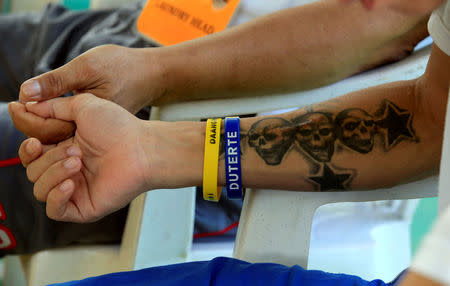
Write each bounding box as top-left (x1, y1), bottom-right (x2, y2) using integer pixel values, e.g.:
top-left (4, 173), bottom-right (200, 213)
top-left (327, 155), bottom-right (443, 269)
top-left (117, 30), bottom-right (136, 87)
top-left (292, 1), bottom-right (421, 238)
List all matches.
top-left (50, 257), bottom-right (401, 286)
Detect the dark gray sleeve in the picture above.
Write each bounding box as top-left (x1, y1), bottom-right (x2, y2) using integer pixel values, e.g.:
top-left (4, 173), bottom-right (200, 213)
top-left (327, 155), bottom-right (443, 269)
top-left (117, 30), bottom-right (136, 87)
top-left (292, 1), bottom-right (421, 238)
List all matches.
top-left (0, 10), bottom-right (43, 101)
top-left (0, 2), bottom-right (153, 103)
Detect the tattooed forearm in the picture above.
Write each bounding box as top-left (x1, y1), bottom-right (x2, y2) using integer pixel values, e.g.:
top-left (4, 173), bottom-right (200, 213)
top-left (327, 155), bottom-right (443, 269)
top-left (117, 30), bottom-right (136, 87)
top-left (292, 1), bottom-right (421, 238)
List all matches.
top-left (244, 100), bottom-right (418, 191)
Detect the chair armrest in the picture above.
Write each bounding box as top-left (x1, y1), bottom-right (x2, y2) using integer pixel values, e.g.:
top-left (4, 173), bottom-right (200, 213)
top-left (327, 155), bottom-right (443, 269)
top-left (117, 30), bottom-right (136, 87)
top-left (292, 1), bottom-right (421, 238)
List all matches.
top-left (234, 176), bottom-right (438, 268)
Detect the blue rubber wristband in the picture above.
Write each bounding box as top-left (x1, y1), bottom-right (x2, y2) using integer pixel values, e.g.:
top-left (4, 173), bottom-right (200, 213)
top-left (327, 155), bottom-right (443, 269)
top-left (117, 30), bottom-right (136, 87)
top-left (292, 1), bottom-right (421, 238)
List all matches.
top-left (224, 117), bottom-right (242, 199)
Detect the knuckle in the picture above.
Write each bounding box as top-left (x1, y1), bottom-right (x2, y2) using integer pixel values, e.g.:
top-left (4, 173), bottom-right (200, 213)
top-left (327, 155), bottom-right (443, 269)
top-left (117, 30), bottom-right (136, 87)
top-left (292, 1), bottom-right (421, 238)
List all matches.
top-left (33, 184), bottom-right (45, 202)
top-left (46, 194), bottom-right (61, 214)
top-left (48, 146), bottom-right (63, 162)
top-left (78, 52), bottom-right (102, 76)
top-left (45, 72), bottom-right (65, 97)
top-left (26, 167), bottom-right (37, 183)
top-left (46, 208), bottom-right (61, 221)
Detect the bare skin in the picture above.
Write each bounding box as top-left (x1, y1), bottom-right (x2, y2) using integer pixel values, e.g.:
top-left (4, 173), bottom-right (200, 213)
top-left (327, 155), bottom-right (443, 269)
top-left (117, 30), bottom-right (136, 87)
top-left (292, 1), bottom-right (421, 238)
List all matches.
top-left (11, 0), bottom-right (430, 144)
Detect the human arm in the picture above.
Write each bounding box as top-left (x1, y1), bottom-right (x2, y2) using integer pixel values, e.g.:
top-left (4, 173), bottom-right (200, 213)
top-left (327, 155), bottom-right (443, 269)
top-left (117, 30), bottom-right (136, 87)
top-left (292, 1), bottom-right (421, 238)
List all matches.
top-left (20, 0), bottom-right (429, 106)
top-left (12, 0), bottom-right (429, 144)
top-left (16, 42), bottom-right (448, 222)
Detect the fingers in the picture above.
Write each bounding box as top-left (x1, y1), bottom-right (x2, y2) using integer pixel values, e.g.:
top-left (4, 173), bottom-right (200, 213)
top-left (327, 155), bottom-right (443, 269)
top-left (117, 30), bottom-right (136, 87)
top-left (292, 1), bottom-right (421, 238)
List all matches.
top-left (46, 178), bottom-right (87, 222)
top-left (19, 58), bottom-right (85, 103)
top-left (19, 138), bottom-right (44, 168)
top-left (9, 102), bottom-right (76, 144)
top-left (20, 137), bottom-right (86, 222)
top-left (33, 156), bottom-right (82, 202)
top-left (25, 142), bottom-right (80, 183)
top-left (24, 94), bottom-right (93, 122)
top-left (46, 179), bottom-right (76, 221)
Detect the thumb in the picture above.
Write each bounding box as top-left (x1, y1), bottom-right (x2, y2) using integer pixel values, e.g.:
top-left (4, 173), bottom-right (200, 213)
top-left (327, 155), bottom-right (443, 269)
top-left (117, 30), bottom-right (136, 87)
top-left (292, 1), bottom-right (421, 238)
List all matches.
top-left (25, 94), bottom-right (94, 122)
top-left (19, 60), bottom-right (85, 103)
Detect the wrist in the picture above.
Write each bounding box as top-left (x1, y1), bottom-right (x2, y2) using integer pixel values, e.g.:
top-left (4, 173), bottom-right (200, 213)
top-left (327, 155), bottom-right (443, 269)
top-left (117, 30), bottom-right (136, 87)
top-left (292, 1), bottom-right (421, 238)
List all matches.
top-left (137, 47), bottom-right (173, 107)
top-left (139, 120), bottom-right (206, 190)
top-left (140, 46), bottom-right (187, 106)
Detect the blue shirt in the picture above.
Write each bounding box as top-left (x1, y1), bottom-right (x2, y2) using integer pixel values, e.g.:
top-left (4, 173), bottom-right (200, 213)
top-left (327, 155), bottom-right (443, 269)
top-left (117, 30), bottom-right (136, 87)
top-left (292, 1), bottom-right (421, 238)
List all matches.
top-left (51, 257), bottom-right (404, 286)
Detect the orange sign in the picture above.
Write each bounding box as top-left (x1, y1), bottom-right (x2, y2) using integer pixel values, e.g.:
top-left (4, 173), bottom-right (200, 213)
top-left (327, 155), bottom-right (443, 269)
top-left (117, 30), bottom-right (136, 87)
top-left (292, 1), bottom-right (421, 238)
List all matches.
top-left (136, 0), bottom-right (240, 46)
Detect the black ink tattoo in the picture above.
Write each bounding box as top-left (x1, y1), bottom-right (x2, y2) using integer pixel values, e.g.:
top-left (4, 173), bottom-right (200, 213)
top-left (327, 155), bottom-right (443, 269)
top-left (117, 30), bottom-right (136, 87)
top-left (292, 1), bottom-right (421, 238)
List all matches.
top-left (308, 163), bottom-right (353, 191)
top-left (335, 108), bottom-right (376, 154)
top-left (293, 112), bottom-right (336, 162)
top-left (375, 100), bottom-right (418, 150)
top-left (243, 100), bottom-right (418, 191)
top-left (247, 118), bottom-right (295, 165)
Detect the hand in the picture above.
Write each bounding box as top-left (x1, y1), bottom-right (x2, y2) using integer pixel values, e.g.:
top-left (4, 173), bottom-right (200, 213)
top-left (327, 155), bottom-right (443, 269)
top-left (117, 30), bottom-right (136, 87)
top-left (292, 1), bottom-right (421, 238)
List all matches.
top-left (16, 44), bottom-right (166, 143)
top-left (8, 102), bottom-right (76, 144)
top-left (19, 94), bottom-right (152, 223)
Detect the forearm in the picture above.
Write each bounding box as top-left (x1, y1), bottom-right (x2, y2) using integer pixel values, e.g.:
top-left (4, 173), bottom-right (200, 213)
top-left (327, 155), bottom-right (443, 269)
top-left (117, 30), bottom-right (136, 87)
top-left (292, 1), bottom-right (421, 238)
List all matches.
top-left (142, 79), bottom-right (444, 192)
top-left (226, 79), bottom-right (443, 191)
top-left (146, 0), bottom-right (428, 105)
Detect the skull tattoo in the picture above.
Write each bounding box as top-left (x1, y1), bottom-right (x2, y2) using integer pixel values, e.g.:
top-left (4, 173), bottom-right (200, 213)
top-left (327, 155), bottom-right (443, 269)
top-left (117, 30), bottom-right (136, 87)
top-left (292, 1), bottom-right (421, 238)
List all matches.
top-left (248, 118), bottom-right (294, 165)
top-left (293, 112), bottom-right (335, 162)
top-left (336, 109), bottom-right (376, 153)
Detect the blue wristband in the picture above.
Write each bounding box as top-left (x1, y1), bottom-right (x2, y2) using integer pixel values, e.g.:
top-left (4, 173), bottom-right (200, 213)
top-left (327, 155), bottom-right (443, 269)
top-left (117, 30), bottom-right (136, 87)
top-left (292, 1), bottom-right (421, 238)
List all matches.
top-left (224, 117), bottom-right (242, 199)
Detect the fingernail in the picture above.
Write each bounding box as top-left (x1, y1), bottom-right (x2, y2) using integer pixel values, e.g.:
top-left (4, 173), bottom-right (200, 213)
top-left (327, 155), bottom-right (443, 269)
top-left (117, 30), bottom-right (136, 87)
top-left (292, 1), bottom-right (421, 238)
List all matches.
top-left (63, 157), bottom-right (79, 169)
top-left (66, 146), bottom-right (82, 157)
top-left (25, 101), bottom-right (37, 111)
top-left (8, 102), bottom-right (17, 110)
top-left (26, 140), bottom-right (39, 155)
top-left (22, 80), bottom-right (41, 100)
top-left (60, 179), bottom-right (73, 192)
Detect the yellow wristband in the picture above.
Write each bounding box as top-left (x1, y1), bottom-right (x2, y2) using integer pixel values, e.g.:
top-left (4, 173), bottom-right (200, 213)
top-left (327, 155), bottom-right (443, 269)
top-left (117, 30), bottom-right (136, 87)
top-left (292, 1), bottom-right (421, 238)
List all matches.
top-left (203, 118), bottom-right (222, 202)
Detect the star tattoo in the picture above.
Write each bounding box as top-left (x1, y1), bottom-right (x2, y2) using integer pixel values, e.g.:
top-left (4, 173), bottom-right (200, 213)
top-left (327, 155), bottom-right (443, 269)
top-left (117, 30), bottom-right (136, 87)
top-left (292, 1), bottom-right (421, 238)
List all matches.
top-left (376, 100), bottom-right (417, 150)
top-left (308, 164), bottom-right (352, 191)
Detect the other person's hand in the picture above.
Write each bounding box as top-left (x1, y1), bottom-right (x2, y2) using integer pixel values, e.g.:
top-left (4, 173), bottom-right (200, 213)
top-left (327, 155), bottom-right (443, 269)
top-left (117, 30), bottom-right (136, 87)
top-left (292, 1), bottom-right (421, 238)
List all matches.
top-left (14, 45), bottom-right (166, 143)
top-left (9, 102), bottom-right (76, 144)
